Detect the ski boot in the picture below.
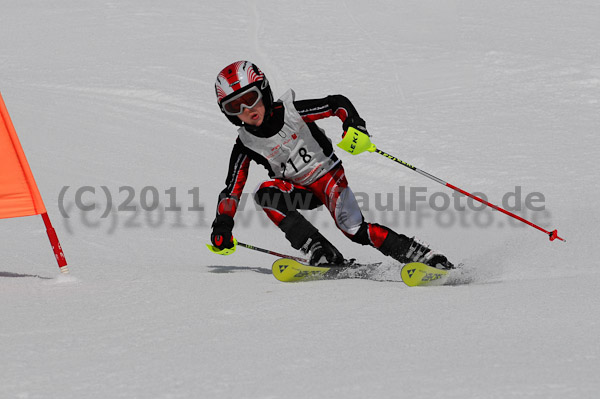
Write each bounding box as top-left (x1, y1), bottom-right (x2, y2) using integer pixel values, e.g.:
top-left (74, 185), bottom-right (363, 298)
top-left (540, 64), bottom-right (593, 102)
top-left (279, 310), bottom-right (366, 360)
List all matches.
top-left (379, 230), bottom-right (454, 270)
top-left (278, 211), bottom-right (345, 266)
top-left (301, 233), bottom-right (345, 266)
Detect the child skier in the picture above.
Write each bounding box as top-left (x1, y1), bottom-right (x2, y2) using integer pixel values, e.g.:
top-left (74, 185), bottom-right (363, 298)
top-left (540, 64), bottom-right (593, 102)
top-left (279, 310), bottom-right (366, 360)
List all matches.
top-left (210, 60), bottom-right (453, 269)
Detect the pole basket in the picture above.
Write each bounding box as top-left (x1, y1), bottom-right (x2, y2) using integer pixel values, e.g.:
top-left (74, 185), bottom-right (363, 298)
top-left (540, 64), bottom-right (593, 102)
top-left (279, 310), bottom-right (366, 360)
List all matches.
top-left (549, 229), bottom-right (565, 242)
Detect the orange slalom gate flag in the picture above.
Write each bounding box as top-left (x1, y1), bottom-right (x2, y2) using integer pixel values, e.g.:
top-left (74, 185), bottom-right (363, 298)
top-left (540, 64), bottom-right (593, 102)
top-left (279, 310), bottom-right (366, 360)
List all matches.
top-left (0, 93), bottom-right (47, 218)
top-left (0, 91), bottom-right (68, 272)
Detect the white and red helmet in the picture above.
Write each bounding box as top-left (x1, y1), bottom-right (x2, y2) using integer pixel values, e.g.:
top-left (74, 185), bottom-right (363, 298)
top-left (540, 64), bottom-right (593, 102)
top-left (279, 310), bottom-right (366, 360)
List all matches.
top-left (215, 61), bottom-right (273, 126)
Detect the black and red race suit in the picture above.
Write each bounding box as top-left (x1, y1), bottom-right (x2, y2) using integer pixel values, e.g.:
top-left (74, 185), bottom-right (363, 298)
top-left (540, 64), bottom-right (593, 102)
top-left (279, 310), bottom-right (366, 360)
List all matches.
top-left (214, 89), bottom-right (390, 248)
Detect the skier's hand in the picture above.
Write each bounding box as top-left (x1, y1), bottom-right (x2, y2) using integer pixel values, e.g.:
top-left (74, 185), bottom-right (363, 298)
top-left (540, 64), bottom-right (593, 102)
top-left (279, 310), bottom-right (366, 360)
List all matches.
top-left (211, 231), bottom-right (234, 249)
top-left (338, 116), bottom-right (375, 155)
top-left (211, 214), bottom-right (235, 249)
top-left (342, 116), bottom-right (368, 138)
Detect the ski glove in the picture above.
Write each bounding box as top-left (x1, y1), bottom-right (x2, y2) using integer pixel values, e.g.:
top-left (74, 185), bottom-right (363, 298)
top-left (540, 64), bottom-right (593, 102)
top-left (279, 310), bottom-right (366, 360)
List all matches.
top-left (342, 116), bottom-right (369, 138)
top-left (211, 214), bottom-right (235, 249)
top-left (338, 115), bottom-right (375, 155)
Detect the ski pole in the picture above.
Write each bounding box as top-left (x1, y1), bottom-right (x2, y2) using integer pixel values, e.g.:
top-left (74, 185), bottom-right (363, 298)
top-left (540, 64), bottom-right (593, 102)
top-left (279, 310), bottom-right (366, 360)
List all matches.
top-left (372, 147), bottom-right (565, 242)
top-left (207, 239), bottom-right (309, 263)
top-left (237, 241), bottom-right (309, 263)
top-left (338, 128), bottom-right (565, 242)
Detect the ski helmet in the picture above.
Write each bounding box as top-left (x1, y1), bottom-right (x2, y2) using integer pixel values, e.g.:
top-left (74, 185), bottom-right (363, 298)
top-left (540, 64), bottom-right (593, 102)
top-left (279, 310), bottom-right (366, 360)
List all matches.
top-left (215, 61), bottom-right (273, 126)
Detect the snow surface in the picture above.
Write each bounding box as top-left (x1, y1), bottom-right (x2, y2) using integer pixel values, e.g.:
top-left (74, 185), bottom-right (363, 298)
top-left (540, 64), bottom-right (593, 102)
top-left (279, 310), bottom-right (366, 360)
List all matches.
top-left (1, 1), bottom-right (599, 398)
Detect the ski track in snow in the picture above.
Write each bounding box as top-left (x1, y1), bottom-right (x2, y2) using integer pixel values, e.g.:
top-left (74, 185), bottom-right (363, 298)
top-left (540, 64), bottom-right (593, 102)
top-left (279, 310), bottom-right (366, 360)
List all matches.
top-left (1, 1), bottom-right (599, 398)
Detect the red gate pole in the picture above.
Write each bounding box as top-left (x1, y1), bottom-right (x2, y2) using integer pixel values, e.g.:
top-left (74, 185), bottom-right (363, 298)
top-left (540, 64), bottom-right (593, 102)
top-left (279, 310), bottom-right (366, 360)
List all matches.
top-left (41, 212), bottom-right (69, 273)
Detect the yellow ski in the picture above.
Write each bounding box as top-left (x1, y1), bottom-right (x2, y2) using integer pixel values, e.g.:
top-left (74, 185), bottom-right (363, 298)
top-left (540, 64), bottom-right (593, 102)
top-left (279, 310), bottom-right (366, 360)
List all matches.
top-left (273, 259), bottom-right (449, 285)
top-left (272, 258), bottom-right (334, 282)
top-left (401, 262), bottom-right (449, 287)
top-left (272, 258), bottom-right (381, 282)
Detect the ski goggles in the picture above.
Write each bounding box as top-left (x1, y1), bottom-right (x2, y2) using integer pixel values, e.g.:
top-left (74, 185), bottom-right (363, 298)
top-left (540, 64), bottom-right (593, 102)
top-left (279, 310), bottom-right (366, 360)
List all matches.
top-left (221, 86), bottom-right (263, 116)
